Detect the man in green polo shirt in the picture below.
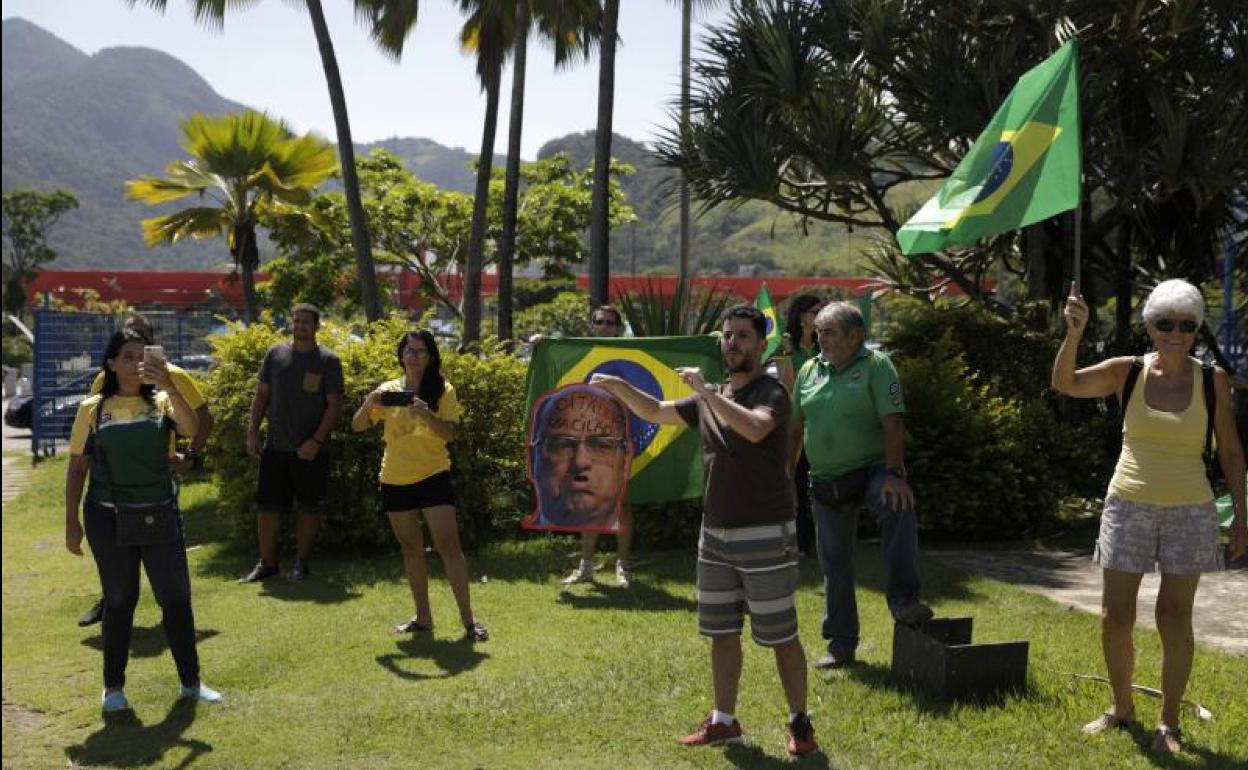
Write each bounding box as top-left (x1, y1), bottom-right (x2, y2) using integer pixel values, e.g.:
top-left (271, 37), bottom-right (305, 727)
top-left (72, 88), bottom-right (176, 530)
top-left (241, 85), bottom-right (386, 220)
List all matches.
top-left (790, 302), bottom-right (932, 669)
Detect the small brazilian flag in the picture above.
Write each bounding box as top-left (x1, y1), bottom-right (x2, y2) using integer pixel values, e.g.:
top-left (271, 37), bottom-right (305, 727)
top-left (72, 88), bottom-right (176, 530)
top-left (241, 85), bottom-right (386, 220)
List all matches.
top-left (755, 283), bottom-right (783, 362)
top-left (897, 39), bottom-right (1081, 255)
top-left (525, 336), bottom-right (724, 503)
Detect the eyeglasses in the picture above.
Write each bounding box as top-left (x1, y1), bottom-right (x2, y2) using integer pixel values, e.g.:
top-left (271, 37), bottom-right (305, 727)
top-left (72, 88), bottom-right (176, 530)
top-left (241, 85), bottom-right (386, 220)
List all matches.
top-left (1152, 318), bottom-right (1199, 334)
top-left (541, 435), bottom-right (628, 460)
top-left (591, 318), bottom-right (620, 327)
top-left (403, 348), bottom-right (431, 358)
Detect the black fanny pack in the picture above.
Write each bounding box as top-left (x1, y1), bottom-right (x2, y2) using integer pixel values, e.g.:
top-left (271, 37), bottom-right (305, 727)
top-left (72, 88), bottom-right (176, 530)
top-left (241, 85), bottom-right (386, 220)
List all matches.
top-left (114, 499), bottom-right (182, 547)
top-left (809, 468), bottom-right (870, 507)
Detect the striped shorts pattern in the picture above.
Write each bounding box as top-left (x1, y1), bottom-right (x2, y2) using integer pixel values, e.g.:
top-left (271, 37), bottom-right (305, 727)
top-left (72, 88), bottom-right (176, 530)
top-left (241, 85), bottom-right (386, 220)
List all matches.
top-left (696, 522), bottom-right (800, 646)
top-left (1094, 495), bottom-right (1224, 575)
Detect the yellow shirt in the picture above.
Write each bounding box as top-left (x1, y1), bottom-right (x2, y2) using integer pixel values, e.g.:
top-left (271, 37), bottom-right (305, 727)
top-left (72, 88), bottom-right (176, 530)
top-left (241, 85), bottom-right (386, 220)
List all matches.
top-left (370, 378), bottom-right (461, 485)
top-left (90, 364), bottom-right (207, 410)
top-left (1108, 356), bottom-right (1213, 506)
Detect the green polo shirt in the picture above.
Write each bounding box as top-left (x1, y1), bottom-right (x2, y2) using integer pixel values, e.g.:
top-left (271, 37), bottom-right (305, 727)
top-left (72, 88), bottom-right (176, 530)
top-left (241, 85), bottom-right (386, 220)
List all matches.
top-left (792, 346), bottom-right (905, 478)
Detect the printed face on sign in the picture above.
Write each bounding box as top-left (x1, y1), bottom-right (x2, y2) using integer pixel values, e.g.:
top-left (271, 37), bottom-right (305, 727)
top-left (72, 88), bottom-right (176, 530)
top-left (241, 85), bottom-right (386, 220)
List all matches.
top-left (531, 387), bottom-right (630, 529)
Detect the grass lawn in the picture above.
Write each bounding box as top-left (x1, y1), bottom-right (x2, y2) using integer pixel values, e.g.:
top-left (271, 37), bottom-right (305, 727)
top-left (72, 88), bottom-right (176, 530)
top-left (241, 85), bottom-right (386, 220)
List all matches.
top-left (3, 456), bottom-right (1246, 770)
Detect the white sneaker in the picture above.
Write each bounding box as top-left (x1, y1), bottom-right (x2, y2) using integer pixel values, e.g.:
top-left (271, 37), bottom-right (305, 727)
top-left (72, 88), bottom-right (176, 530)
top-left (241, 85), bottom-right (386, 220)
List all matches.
top-left (561, 561), bottom-right (595, 585)
top-left (615, 561), bottom-right (633, 587)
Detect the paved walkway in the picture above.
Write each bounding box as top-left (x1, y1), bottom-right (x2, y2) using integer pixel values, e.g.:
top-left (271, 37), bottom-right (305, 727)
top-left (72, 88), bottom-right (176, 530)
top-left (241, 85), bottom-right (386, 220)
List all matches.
top-left (2, 398), bottom-right (34, 504)
top-left (928, 549), bottom-right (1248, 656)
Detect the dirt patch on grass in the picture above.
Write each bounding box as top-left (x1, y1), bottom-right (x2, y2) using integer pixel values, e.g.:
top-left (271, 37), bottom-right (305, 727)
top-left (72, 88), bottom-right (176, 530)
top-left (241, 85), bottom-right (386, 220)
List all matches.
top-left (2, 697), bottom-right (48, 731)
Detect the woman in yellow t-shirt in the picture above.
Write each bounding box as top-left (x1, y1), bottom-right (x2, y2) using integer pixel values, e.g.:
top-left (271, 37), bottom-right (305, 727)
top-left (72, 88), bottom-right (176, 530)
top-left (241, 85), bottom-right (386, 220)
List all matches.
top-left (1052, 279), bottom-right (1246, 755)
top-left (351, 330), bottom-right (487, 642)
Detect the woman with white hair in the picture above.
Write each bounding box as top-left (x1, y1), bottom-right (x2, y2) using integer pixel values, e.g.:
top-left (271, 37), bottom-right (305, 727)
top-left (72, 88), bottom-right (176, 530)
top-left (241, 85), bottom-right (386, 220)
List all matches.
top-left (1052, 278), bottom-right (1246, 755)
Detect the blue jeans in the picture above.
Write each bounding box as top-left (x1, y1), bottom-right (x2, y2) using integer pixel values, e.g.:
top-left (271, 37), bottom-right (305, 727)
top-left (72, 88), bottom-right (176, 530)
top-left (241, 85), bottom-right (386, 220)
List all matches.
top-left (811, 465), bottom-right (921, 654)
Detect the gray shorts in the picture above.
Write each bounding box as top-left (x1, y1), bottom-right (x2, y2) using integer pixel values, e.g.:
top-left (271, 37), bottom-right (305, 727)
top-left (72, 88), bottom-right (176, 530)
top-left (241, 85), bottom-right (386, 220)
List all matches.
top-left (696, 522), bottom-right (800, 647)
top-left (1093, 495), bottom-right (1224, 574)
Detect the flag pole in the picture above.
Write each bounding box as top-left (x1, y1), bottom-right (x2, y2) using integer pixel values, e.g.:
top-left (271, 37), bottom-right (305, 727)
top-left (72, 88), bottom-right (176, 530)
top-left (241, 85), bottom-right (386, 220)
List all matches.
top-left (1072, 37), bottom-right (1083, 290)
top-left (1073, 200), bottom-right (1082, 288)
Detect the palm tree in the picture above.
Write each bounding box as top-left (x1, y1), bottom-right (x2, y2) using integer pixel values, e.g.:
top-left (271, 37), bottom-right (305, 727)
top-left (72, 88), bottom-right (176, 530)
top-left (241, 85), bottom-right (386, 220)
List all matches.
top-left (496, 0), bottom-right (599, 340)
top-left (587, 0), bottom-right (619, 307)
top-left (668, 0), bottom-right (724, 288)
top-left (126, 111), bottom-right (337, 323)
top-left (459, 0), bottom-right (515, 345)
top-left (126, 1), bottom-right (422, 323)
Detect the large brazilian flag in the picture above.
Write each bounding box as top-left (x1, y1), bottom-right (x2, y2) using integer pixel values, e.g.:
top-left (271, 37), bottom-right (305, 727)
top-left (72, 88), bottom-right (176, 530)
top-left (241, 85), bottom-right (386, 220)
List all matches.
top-left (897, 39), bottom-right (1081, 255)
top-left (525, 336), bottom-right (724, 503)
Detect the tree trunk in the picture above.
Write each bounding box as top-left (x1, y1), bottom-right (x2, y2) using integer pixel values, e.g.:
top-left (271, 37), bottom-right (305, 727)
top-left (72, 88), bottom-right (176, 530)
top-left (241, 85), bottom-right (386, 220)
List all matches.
top-left (1114, 222), bottom-right (1132, 353)
top-left (497, 5), bottom-right (530, 342)
top-left (235, 223), bottom-right (260, 325)
top-left (589, 0), bottom-right (620, 307)
top-left (463, 64), bottom-right (503, 345)
top-left (306, 0), bottom-right (383, 322)
top-left (678, 0), bottom-right (692, 287)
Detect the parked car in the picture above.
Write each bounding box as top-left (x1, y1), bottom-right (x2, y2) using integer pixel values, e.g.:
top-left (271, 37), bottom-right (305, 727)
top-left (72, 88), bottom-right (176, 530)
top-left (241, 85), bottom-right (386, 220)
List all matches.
top-left (4, 394), bottom-right (32, 430)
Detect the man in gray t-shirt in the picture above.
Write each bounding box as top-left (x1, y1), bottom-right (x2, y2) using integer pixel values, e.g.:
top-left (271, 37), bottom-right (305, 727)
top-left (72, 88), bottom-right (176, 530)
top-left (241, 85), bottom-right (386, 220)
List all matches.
top-left (239, 304), bottom-right (344, 584)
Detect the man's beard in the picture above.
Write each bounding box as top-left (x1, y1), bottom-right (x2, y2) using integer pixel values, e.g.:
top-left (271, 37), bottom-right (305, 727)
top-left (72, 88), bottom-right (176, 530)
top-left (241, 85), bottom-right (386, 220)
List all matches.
top-left (725, 355), bottom-right (755, 374)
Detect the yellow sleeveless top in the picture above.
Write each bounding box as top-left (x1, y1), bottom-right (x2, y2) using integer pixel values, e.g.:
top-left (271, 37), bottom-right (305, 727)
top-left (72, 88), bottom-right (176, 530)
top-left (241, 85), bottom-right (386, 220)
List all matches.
top-left (1107, 356), bottom-right (1212, 506)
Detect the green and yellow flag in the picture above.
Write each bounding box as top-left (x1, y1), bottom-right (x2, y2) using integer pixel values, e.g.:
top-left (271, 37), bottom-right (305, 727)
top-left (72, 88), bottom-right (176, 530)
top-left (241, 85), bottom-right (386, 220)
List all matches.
top-left (755, 283), bottom-right (784, 362)
top-left (524, 336), bottom-right (724, 503)
top-left (897, 39), bottom-right (1081, 255)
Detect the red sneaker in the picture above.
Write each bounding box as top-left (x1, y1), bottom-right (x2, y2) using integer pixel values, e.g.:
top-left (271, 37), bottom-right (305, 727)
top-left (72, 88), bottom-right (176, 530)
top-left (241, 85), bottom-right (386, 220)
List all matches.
top-left (787, 713), bottom-right (818, 756)
top-left (678, 715), bottom-right (745, 746)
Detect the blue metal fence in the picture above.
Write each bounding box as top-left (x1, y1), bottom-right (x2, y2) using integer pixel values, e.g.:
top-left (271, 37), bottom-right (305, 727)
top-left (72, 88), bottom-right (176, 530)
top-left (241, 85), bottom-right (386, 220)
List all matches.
top-left (30, 310), bottom-right (221, 456)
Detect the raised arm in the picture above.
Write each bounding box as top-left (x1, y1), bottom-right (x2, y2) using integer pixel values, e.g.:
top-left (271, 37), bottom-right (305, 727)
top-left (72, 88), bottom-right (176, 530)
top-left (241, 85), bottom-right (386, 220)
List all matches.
top-left (589, 374), bottom-right (686, 425)
top-left (1051, 282), bottom-right (1130, 399)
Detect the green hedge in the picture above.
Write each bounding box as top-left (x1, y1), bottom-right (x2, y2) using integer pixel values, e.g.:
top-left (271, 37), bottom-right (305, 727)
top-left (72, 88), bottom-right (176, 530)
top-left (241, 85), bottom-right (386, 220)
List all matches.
top-left (882, 299), bottom-right (1117, 536)
top-left (205, 316), bottom-right (529, 551)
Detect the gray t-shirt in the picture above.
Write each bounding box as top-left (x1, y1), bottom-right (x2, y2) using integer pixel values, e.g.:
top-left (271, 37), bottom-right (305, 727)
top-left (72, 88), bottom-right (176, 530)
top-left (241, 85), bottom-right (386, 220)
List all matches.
top-left (258, 342), bottom-right (344, 452)
top-left (675, 373), bottom-right (794, 529)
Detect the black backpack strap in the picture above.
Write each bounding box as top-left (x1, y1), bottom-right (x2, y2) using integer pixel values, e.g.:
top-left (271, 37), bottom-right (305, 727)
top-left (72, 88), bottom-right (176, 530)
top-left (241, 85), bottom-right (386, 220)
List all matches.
top-left (1120, 356), bottom-right (1144, 413)
top-left (1202, 361), bottom-right (1216, 465)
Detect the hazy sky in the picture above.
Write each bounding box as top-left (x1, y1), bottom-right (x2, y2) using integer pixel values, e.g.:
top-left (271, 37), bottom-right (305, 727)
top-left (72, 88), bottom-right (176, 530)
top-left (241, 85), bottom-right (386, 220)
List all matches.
top-left (2, 1), bottom-right (731, 159)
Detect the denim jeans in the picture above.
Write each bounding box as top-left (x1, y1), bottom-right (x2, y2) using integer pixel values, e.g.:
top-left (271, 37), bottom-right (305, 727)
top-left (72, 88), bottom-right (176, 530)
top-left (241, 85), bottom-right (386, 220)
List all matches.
top-left (83, 499), bottom-right (200, 689)
top-left (811, 465), bottom-right (921, 654)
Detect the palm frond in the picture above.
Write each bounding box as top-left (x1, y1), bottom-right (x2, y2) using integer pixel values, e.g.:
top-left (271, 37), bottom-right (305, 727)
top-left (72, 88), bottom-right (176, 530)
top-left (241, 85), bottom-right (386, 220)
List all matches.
top-left (139, 207), bottom-right (232, 247)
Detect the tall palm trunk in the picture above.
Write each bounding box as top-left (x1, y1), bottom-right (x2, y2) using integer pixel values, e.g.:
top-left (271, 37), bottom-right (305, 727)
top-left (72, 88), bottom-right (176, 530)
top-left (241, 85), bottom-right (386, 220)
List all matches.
top-left (497, 3), bottom-right (531, 341)
top-left (678, 0), bottom-right (692, 286)
top-left (233, 223), bottom-right (260, 324)
top-left (463, 64), bottom-right (504, 345)
top-left (306, 0), bottom-right (383, 322)
top-left (589, 0), bottom-right (620, 307)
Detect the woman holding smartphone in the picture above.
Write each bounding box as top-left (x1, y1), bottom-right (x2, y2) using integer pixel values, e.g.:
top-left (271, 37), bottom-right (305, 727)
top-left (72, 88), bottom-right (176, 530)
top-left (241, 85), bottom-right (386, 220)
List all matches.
top-left (65, 328), bottom-right (222, 712)
top-left (351, 330), bottom-right (488, 642)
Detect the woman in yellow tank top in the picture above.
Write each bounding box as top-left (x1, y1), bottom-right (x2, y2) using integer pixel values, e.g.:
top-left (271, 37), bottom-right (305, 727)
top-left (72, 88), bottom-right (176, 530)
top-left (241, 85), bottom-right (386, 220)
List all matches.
top-left (1052, 279), bottom-right (1246, 755)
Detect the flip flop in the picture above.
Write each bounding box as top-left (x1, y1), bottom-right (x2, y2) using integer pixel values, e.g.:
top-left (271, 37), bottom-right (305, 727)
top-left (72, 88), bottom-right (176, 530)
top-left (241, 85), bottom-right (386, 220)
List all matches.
top-left (1082, 710), bottom-right (1135, 735)
top-left (393, 618), bottom-right (434, 634)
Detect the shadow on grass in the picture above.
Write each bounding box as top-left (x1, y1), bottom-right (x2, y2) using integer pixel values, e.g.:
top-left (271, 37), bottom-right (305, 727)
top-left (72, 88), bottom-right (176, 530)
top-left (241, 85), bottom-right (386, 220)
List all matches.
top-left (723, 743), bottom-right (834, 769)
top-left (555, 579), bottom-right (696, 612)
top-left (65, 699), bottom-right (210, 770)
top-left (832, 660), bottom-right (1058, 718)
top-left (375, 635), bottom-right (489, 681)
top-left (923, 547), bottom-right (1100, 592)
top-left (1121, 722), bottom-right (1246, 770)
top-left (81, 625), bottom-right (220, 659)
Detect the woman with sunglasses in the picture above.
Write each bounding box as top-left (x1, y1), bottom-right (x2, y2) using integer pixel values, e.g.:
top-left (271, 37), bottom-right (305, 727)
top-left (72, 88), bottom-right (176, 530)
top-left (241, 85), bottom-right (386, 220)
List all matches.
top-left (1052, 279), bottom-right (1245, 755)
top-left (351, 330), bottom-right (488, 642)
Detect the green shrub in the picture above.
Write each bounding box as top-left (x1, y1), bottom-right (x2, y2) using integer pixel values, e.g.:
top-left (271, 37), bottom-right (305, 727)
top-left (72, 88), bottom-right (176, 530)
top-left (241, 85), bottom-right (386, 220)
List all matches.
top-left (513, 278), bottom-right (577, 313)
top-left (205, 316), bottom-right (529, 552)
top-left (513, 291), bottom-right (592, 341)
top-left (2, 329), bottom-right (33, 368)
top-left (882, 298), bottom-right (1118, 536)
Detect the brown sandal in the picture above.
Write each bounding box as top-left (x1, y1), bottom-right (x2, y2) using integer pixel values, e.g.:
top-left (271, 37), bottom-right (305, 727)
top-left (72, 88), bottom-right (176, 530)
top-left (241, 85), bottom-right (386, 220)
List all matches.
top-left (393, 618), bottom-right (433, 634)
top-left (1082, 710), bottom-right (1135, 735)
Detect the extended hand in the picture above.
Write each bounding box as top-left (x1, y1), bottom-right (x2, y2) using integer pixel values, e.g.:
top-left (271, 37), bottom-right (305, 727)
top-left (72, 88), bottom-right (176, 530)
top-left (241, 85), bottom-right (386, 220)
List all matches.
top-left (588, 373), bottom-right (623, 392)
top-left (676, 367), bottom-right (709, 394)
top-left (1063, 281), bottom-right (1088, 334)
top-left (140, 360), bottom-right (173, 390)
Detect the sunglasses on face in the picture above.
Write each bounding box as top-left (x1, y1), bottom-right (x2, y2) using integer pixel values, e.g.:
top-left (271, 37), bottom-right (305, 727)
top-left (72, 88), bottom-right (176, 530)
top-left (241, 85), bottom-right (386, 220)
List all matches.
top-left (592, 318), bottom-right (619, 327)
top-left (1152, 318), bottom-right (1199, 334)
top-left (542, 435), bottom-right (627, 460)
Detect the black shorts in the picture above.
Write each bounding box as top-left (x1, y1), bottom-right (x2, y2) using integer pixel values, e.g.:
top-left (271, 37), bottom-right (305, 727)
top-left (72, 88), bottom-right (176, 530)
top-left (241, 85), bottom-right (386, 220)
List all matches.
top-left (381, 471), bottom-right (455, 513)
top-left (256, 449), bottom-right (329, 511)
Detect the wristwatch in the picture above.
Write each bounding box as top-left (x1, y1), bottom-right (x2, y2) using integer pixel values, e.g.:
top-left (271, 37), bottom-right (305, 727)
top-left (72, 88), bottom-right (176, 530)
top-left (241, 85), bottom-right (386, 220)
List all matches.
top-left (886, 466), bottom-right (906, 479)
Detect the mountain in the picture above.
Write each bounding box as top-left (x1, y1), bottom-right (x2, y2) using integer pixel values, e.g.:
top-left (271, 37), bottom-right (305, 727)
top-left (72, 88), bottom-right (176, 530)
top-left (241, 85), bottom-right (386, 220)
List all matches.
top-left (2, 18), bottom-right (859, 277)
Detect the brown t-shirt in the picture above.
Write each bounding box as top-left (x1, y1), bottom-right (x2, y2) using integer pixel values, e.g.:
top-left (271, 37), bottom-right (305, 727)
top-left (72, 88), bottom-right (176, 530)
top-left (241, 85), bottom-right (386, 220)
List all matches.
top-left (675, 374), bottom-right (795, 528)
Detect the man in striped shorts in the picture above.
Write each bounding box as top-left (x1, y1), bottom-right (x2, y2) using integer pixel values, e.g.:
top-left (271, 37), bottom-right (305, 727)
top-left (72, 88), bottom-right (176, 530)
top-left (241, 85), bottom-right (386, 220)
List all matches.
top-left (590, 305), bottom-right (817, 757)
